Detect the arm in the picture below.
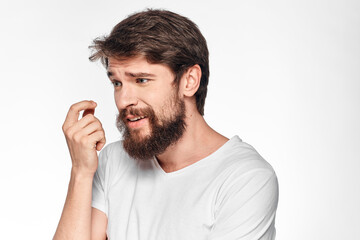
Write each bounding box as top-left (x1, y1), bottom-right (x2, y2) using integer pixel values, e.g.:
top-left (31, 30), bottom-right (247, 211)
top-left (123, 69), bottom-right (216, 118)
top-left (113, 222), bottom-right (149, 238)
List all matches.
top-left (91, 208), bottom-right (108, 240)
top-left (53, 100), bottom-right (107, 240)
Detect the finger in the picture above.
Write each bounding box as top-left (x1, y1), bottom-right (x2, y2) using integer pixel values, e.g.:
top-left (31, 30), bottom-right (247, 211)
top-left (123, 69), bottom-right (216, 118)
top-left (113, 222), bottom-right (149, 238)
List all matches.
top-left (89, 130), bottom-right (106, 151)
top-left (82, 121), bottom-right (103, 136)
top-left (65, 115), bottom-right (101, 140)
top-left (76, 114), bottom-right (99, 129)
top-left (96, 138), bottom-right (106, 151)
top-left (64, 100), bottom-right (97, 128)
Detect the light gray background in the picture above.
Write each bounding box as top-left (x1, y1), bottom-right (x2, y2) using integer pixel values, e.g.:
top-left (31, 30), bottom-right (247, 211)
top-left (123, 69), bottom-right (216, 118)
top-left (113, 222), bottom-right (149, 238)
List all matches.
top-left (0, 0), bottom-right (359, 239)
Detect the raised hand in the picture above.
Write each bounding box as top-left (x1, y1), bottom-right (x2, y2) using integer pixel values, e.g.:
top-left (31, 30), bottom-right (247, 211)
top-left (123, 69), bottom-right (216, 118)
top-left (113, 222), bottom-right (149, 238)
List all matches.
top-left (62, 100), bottom-right (106, 176)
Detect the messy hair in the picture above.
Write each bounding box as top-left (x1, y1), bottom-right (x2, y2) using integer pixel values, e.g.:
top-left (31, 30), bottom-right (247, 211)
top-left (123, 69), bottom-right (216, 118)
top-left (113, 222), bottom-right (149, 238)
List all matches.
top-left (89, 9), bottom-right (209, 115)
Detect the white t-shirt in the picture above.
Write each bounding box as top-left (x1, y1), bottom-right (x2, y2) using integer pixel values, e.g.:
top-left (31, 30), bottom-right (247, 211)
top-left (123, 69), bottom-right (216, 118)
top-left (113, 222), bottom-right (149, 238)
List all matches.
top-left (92, 136), bottom-right (278, 240)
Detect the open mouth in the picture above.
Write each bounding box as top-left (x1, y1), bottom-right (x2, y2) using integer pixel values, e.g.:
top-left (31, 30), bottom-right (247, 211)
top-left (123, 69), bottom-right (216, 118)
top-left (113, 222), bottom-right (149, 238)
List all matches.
top-left (125, 115), bottom-right (148, 129)
top-left (127, 116), bottom-right (147, 122)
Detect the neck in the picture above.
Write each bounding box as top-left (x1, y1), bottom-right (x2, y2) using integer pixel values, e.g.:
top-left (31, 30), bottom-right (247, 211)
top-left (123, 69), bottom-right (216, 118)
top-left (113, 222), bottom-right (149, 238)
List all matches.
top-left (156, 110), bottom-right (228, 173)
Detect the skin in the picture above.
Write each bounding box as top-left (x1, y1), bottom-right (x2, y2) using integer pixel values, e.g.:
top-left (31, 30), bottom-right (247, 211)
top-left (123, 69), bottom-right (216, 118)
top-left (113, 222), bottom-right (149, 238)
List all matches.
top-left (108, 56), bottom-right (228, 171)
top-left (54, 56), bottom-right (228, 239)
top-left (54, 100), bottom-right (107, 240)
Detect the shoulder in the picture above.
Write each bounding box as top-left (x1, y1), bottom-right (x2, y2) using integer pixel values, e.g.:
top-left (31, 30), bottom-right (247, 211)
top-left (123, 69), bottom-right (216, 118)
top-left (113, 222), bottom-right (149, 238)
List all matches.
top-left (212, 137), bottom-right (278, 215)
top-left (210, 137), bottom-right (278, 239)
top-left (217, 136), bottom-right (276, 176)
top-left (213, 136), bottom-right (278, 202)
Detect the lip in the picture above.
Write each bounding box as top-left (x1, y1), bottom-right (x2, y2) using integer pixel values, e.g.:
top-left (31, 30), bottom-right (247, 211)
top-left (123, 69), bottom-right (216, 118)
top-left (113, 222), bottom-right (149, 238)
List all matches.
top-left (127, 117), bottom-right (148, 129)
top-left (126, 114), bottom-right (138, 119)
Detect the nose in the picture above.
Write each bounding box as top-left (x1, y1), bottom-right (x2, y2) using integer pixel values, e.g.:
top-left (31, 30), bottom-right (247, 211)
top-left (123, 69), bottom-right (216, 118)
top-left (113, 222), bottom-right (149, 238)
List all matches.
top-left (115, 85), bottom-right (138, 110)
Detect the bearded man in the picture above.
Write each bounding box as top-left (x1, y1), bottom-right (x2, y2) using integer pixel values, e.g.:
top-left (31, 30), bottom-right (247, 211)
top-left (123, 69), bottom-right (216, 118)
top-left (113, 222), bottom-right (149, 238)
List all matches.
top-left (54, 9), bottom-right (279, 240)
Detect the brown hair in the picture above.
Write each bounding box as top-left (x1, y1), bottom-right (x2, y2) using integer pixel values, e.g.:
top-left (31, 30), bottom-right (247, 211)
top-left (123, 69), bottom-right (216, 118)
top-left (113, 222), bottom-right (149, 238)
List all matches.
top-left (89, 9), bottom-right (209, 115)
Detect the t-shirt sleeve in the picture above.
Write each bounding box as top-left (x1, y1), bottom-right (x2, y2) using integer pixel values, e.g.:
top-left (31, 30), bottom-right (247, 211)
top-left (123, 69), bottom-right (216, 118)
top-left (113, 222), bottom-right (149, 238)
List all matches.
top-left (209, 168), bottom-right (279, 240)
top-left (91, 145), bottom-right (109, 216)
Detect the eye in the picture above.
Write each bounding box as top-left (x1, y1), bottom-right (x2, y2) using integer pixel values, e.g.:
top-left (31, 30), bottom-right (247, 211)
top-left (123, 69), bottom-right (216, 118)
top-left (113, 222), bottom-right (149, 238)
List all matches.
top-left (136, 78), bottom-right (149, 84)
top-left (110, 81), bottom-right (122, 88)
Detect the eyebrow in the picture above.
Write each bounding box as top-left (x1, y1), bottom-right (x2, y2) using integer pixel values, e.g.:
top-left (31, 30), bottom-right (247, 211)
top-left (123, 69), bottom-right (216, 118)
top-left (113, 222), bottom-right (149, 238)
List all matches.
top-left (107, 71), bottom-right (156, 78)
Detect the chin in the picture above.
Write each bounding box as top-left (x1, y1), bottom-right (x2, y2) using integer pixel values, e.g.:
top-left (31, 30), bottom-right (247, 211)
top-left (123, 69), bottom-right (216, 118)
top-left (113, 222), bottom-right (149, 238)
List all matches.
top-left (129, 128), bottom-right (152, 142)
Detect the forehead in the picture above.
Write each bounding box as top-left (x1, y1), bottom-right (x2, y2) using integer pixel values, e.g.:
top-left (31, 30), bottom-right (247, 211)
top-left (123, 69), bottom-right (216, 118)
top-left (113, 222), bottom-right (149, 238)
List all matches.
top-left (108, 56), bottom-right (148, 69)
top-left (107, 56), bottom-right (174, 78)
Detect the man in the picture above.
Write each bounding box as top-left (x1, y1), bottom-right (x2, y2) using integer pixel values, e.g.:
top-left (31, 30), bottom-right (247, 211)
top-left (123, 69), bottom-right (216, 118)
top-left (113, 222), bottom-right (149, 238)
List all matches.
top-left (54, 9), bottom-right (278, 240)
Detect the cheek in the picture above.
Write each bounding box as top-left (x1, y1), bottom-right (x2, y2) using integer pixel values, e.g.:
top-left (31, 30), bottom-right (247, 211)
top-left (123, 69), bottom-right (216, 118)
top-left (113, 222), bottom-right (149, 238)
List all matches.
top-left (157, 95), bottom-right (179, 117)
top-left (114, 92), bottom-right (121, 109)
top-left (142, 91), bottom-right (166, 109)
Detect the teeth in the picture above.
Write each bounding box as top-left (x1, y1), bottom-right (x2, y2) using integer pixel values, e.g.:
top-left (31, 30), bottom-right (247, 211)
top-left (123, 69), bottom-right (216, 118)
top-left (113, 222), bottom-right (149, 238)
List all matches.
top-left (129, 116), bottom-right (146, 122)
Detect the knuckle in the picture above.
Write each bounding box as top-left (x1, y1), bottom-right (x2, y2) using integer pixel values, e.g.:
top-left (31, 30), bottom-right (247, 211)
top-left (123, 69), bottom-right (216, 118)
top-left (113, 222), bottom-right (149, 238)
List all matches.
top-left (98, 131), bottom-right (104, 139)
top-left (73, 132), bottom-right (82, 143)
top-left (93, 117), bottom-right (102, 126)
top-left (65, 126), bottom-right (74, 137)
top-left (80, 137), bottom-right (88, 145)
top-left (85, 113), bottom-right (95, 121)
top-left (92, 118), bottom-right (101, 128)
top-left (91, 115), bottom-right (98, 122)
top-left (69, 103), bottom-right (77, 111)
top-left (96, 121), bottom-right (102, 129)
top-left (99, 132), bottom-right (106, 142)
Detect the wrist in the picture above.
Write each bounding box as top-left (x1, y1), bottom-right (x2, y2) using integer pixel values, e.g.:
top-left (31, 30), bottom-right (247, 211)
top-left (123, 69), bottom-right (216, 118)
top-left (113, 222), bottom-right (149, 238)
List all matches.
top-left (71, 167), bottom-right (95, 180)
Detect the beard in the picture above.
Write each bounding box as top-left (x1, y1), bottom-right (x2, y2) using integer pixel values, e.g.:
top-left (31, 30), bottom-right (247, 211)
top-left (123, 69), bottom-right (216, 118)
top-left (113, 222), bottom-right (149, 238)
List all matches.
top-left (116, 96), bottom-right (187, 161)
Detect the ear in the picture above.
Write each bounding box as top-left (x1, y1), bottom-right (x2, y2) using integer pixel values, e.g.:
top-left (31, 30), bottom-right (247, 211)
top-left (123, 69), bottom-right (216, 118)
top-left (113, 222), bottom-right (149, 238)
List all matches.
top-left (180, 64), bottom-right (202, 97)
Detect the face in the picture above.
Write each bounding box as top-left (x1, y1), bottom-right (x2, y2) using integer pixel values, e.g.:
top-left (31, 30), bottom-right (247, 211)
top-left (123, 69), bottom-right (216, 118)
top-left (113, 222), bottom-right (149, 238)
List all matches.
top-left (107, 56), bottom-right (187, 160)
